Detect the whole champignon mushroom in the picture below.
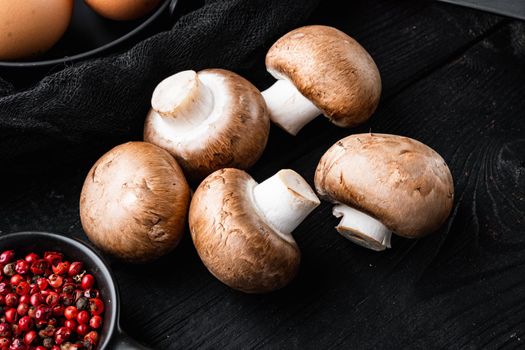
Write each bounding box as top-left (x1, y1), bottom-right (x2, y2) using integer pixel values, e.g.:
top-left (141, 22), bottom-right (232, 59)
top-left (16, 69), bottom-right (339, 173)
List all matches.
top-left (80, 142), bottom-right (191, 263)
top-left (315, 133), bottom-right (454, 251)
top-left (262, 25), bottom-right (381, 135)
top-left (144, 69), bottom-right (270, 182)
top-left (189, 168), bottom-right (320, 293)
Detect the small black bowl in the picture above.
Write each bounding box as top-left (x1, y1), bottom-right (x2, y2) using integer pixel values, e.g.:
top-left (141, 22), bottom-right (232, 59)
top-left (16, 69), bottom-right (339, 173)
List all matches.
top-left (0, 0), bottom-right (179, 86)
top-left (0, 232), bottom-right (150, 349)
top-left (0, 0), bottom-right (178, 69)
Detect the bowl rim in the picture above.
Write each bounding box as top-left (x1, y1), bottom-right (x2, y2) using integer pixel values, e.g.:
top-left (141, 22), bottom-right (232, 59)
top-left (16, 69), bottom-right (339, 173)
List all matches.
top-left (0, 231), bottom-right (119, 349)
top-left (0, 0), bottom-right (171, 68)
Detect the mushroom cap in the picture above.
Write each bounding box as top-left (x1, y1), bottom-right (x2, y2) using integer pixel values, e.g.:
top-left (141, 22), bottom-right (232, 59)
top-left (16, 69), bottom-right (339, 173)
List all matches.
top-left (189, 168), bottom-right (300, 293)
top-left (144, 69), bottom-right (270, 182)
top-left (266, 25), bottom-right (381, 127)
top-left (315, 134), bottom-right (454, 238)
top-left (80, 142), bottom-right (191, 263)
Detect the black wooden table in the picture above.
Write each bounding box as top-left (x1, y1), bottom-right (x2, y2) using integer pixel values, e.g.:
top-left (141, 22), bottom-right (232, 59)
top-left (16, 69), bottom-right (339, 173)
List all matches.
top-left (1, 0), bottom-right (525, 348)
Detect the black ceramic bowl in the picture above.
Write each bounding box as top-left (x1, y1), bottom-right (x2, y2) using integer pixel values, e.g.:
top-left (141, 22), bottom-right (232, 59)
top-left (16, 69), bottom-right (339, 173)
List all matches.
top-left (0, 0), bottom-right (177, 69)
top-left (0, 232), bottom-right (150, 350)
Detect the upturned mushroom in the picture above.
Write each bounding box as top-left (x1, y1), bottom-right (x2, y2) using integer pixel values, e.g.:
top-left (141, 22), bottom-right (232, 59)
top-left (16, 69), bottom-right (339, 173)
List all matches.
top-left (262, 25), bottom-right (381, 135)
top-left (315, 133), bottom-right (454, 251)
top-left (80, 142), bottom-right (191, 263)
top-left (189, 168), bottom-right (320, 293)
top-left (144, 69), bottom-right (270, 182)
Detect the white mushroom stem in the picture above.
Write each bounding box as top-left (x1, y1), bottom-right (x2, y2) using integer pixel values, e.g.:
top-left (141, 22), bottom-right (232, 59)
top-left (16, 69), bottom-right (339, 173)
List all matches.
top-left (262, 79), bottom-right (321, 135)
top-left (253, 169), bottom-right (320, 240)
top-left (332, 204), bottom-right (392, 251)
top-left (151, 70), bottom-right (214, 133)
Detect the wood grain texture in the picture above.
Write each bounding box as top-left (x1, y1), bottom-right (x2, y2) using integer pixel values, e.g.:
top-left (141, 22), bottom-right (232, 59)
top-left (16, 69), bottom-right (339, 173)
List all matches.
top-left (1, 0), bottom-right (524, 349)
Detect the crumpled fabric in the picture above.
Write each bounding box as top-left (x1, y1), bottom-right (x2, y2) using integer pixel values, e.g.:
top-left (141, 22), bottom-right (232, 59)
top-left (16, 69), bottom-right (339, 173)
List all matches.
top-left (0, 0), bottom-right (320, 162)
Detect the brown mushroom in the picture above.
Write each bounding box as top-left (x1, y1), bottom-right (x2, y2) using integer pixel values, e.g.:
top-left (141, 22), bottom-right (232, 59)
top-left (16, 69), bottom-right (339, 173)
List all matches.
top-left (262, 25), bottom-right (381, 135)
top-left (80, 142), bottom-right (191, 263)
top-left (315, 133), bottom-right (454, 251)
top-left (189, 168), bottom-right (320, 293)
top-left (144, 69), bottom-right (270, 182)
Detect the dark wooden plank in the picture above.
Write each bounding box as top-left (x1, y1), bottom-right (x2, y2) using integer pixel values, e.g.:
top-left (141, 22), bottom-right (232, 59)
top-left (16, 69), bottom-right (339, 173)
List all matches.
top-left (262, 20), bottom-right (525, 350)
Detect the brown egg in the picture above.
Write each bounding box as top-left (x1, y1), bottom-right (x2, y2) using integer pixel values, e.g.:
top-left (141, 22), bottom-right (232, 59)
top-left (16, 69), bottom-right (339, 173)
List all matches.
top-left (0, 0), bottom-right (74, 60)
top-left (85, 0), bottom-right (161, 21)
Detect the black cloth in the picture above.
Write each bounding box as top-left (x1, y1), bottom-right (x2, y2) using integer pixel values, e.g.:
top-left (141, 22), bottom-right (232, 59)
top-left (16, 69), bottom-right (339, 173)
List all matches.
top-left (0, 0), bottom-right (320, 162)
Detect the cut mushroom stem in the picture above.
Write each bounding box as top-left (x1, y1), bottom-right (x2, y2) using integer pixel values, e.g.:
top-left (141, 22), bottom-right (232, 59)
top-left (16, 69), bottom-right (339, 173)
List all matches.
top-left (151, 70), bottom-right (214, 133)
top-left (252, 169), bottom-right (320, 239)
top-left (332, 204), bottom-right (392, 251)
top-left (262, 79), bottom-right (321, 135)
